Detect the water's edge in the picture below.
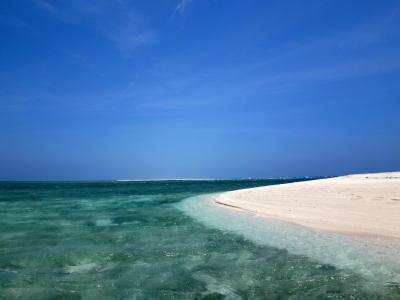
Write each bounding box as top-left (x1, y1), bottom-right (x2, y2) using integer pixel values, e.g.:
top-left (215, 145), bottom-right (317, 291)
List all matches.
top-left (178, 194), bottom-right (400, 285)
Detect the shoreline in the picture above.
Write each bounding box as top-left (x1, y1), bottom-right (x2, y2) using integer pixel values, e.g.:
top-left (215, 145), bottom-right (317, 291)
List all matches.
top-left (178, 191), bottom-right (400, 283)
top-left (213, 172), bottom-right (400, 241)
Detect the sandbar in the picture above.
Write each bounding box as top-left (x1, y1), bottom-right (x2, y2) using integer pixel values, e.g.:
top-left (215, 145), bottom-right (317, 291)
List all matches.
top-left (214, 172), bottom-right (400, 240)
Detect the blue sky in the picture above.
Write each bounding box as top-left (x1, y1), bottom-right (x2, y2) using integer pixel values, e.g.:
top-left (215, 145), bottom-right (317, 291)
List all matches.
top-left (1, 0), bottom-right (400, 180)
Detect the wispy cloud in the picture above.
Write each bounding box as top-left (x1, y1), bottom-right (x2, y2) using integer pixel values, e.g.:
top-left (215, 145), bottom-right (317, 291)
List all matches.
top-left (236, 54), bottom-right (400, 97)
top-left (32, 0), bottom-right (155, 53)
top-left (174, 0), bottom-right (192, 15)
top-left (32, 0), bottom-right (59, 15)
top-left (8, 0), bottom-right (400, 115)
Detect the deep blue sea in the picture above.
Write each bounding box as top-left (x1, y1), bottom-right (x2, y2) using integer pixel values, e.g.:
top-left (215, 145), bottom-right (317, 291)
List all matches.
top-left (0, 179), bottom-right (399, 299)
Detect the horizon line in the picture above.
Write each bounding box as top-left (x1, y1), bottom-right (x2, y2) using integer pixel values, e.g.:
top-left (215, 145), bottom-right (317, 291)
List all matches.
top-left (0, 176), bottom-right (330, 182)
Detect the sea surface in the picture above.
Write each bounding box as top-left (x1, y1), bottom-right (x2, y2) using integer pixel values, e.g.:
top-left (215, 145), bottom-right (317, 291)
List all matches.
top-left (0, 180), bottom-right (399, 299)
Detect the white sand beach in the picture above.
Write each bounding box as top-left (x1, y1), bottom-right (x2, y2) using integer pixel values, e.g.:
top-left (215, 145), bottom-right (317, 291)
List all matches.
top-left (214, 172), bottom-right (400, 240)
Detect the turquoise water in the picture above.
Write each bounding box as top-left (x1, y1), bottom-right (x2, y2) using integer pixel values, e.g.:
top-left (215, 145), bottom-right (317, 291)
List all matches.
top-left (0, 180), bottom-right (399, 299)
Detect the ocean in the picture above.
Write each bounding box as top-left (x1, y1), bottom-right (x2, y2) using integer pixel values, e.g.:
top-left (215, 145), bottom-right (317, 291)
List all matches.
top-left (0, 180), bottom-right (399, 299)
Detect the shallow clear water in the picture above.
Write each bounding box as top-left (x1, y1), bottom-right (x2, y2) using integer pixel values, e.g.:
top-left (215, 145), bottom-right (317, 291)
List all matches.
top-left (0, 180), bottom-right (399, 299)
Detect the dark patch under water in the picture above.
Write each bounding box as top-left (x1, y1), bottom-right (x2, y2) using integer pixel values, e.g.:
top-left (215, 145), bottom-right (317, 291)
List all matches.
top-left (0, 180), bottom-right (399, 299)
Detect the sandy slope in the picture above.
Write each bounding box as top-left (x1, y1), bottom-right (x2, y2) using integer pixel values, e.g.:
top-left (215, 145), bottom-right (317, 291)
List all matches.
top-left (214, 172), bottom-right (400, 239)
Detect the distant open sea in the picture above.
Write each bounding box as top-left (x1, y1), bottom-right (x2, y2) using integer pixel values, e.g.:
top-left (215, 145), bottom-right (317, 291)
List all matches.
top-left (0, 180), bottom-right (399, 299)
